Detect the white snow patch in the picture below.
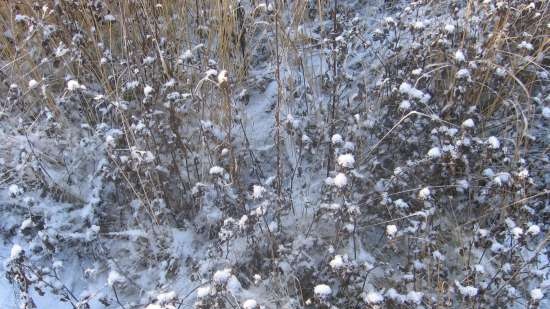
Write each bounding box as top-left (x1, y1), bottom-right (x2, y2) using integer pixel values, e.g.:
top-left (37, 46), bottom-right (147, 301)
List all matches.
top-left (28, 79), bottom-right (39, 89)
top-left (366, 291), bottom-right (384, 304)
top-left (486, 136), bottom-right (500, 149)
top-left (333, 173), bottom-right (348, 188)
top-left (455, 50), bottom-right (465, 62)
top-left (406, 291), bottom-right (423, 304)
top-left (242, 299), bottom-right (258, 309)
top-left (314, 284), bottom-right (332, 298)
top-left (329, 255), bottom-right (346, 270)
top-left (418, 187), bottom-right (431, 200)
top-left (527, 225), bottom-right (540, 236)
top-left (67, 80), bottom-right (83, 91)
top-left (107, 270), bottom-right (125, 286)
top-left (331, 134), bottom-right (343, 144)
top-left (337, 153), bottom-right (355, 168)
top-left (530, 288), bottom-right (543, 301)
top-left (209, 166), bottom-right (225, 175)
top-left (427, 147), bottom-right (441, 158)
top-left (144, 85), bottom-right (154, 96)
top-left (9, 244), bottom-right (23, 261)
top-left (252, 185), bottom-right (266, 199)
top-left (462, 118), bottom-right (475, 128)
top-left (386, 225), bottom-right (398, 237)
top-left (196, 285), bottom-right (211, 298)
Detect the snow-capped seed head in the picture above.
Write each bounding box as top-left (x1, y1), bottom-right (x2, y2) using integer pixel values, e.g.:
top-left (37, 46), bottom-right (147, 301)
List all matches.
top-left (444, 24), bottom-right (455, 33)
top-left (511, 227), bottom-right (523, 239)
top-left (217, 70), bottom-right (229, 87)
top-left (518, 41), bottom-right (534, 51)
top-left (337, 153), bottom-right (355, 168)
top-left (28, 79), bottom-right (39, 89)
top-left (386, 225), bottom-right (398, 237)
top-left (209, 166), bottom-right (224, 175)
top-left (366, 291), bottom-right (384, 304)
top-left (486, 136), bottom-right (500, 149)
top-left (144, 85), bottom-right (154, 96)
top-left (455, 281), bottom-right (478, 297)
top-left (427, 147), bottom-right (441, 159)
top-left (213, 268), bottom-right (232, 284)
top-left (399, 100), bottom-right (411, 111)
top-left (455, 50), bottom-right (465, 62)
top-left (418, 187), bottom-right (431, 200)
top-left (196, 285), bottom-right (211, 298)
top-left (252, 185), bottom-right (266, 199)
top-left (329, 255), bottom-right (345, 270)
top-left (461, 118), bottom-right (475, 128)
top-left (526, 225), bottom-right (540, 236)
top-left (67, 80), bottom-right (83, 91)
top-left (9, 184), bottom-right (23, 197)
top-left (455, 68), bottom-right (471, 79)
top-left (9, 244), bottom-right (23, 261)
top-left (314, 284), bottom-right (332, 299)
top-left (331, 134), bottom-right (343, 145)
top-left (530, 288), bottom-right (543, 301)
top-left (242, 299), bottom-right (258, 309)
top-left (333, 173), bottom-right (348, 188)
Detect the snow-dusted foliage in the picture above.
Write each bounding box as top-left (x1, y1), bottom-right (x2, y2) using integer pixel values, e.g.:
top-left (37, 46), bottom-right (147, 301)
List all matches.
top-left (1, 1), bottom-right (548, 309)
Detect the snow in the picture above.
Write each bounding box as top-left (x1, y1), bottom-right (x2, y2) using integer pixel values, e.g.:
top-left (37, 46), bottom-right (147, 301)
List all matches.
top-left (67, 80), bottom-right (82, 91)
top-left (518, 41), bottom-right (534, 51)
top-left (394, 199), bottom-right (409, 209)
top-left (213, 268), bottom-right (232, 284)
top-left (9, 244), bottom-right (23, 261)
top-left (329, 255), bottom-right (345, 269)
top-left (486, 136), bottom-right (500, 149)
top-left (543, 107), bottom-right (550, 119)
top-left (337, 153), bottom-right (355, 168)
top-left (331, 134), bottom-right (343, 144)
top-left (242, 299), bottom-right (258, 309)
top-left (493, 172), bottom-right (511, 186)
top-left (144, 85), bottom-right (154, 96)
top-left (386, 288), bottom-right (405, 304)
top-left (217, 70), bottom-right (229, 85)
top-left (20, 218), bottom-right (34, 230)
top-left (456, 281), bottom-right (478, 297)
top-left (252, 185), bottom-right (266, 199)
top-left (455, 50), bottom-right (465, 62)
top-left (28, 79), bottom-right (39, 89)
top-left (418, 187), bottom-right (431, 200)
top-left (196, 285), bottom-right (211, 298)
top-left (530, 288), bottom-right (544, 301)
top-left (365, 291), bottom-right (384, 304)
top-left (527, 225), bottom-right (540, 236)
top-left (427, 147), bottom-right (441, 158)
top-left (511, 227), bottom-right (523, 239)
top-left (444, 24), bottom-right (455, 33)
top-left (399, 82), bottom-right (425, 100)
top-left (107, 270), bottom-right (125, 286)
top-left (462, 118), bottom-right (475, 128)
top-left (209, 166), bottom-right (225, 175)
top-left (456, 68), bottom-right (471, 79)
top-left (386, 225), bottom-right (397, 237)
top-left (333, 173), bottom-right (348, 188)
top-left (314, 284), bottom-right (332, 297)
top-left (8, 184), bottom-right (23, 196)
top-left (399, 100), bottom-right (411, 110)
top-left (157, 291), bottom-right (176, 303)
top-left (406, 291), bottom-right (423, 304)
